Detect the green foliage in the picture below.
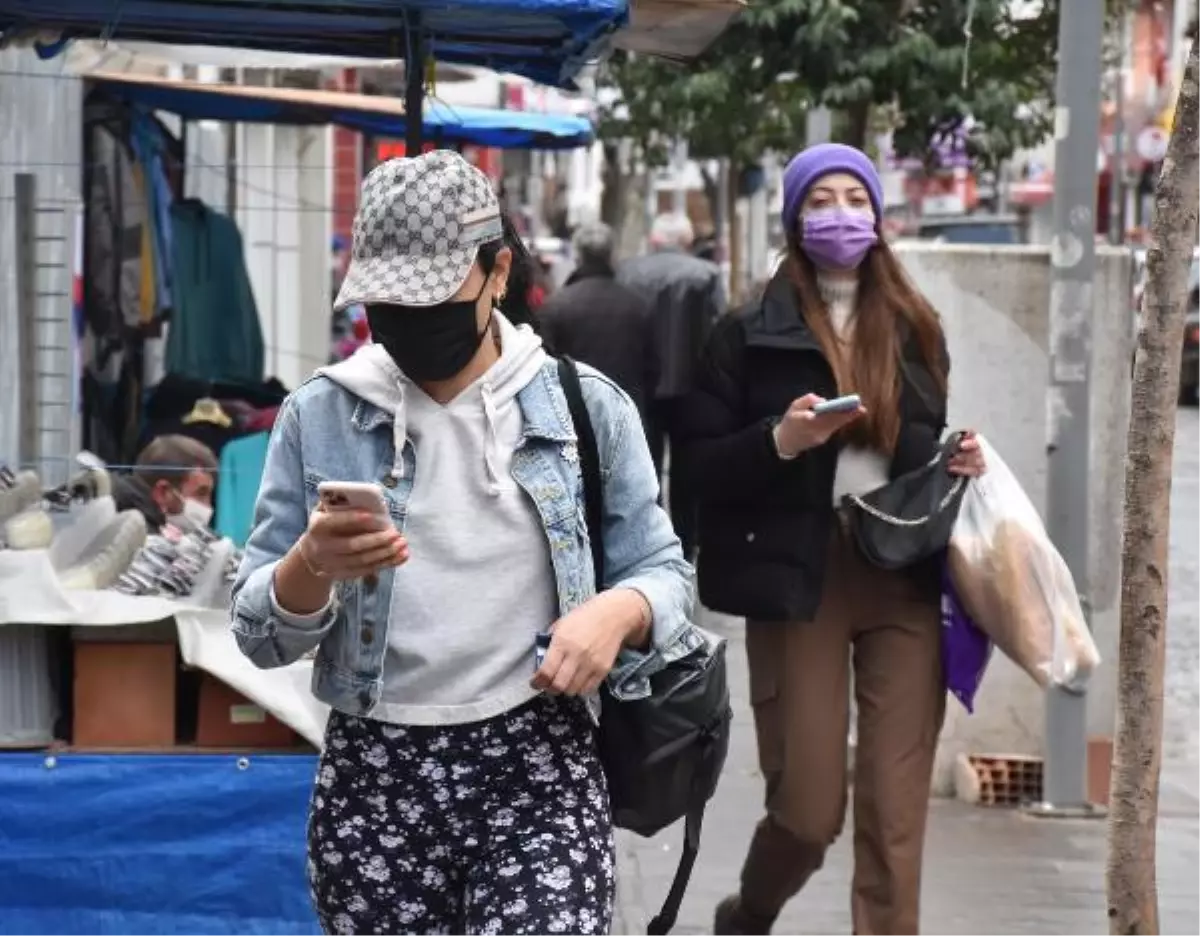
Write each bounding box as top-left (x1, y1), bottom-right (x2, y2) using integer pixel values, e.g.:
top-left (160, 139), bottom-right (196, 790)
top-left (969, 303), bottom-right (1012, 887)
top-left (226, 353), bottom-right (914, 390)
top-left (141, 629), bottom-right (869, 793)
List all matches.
top-left (598, 0), bottom-right (1062, 170)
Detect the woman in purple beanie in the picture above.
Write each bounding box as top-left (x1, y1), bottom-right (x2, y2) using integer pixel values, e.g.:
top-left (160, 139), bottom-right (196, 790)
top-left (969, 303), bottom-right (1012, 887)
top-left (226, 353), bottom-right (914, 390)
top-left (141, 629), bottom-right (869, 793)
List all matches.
top-left (681, 143), bottom-right (986, 934)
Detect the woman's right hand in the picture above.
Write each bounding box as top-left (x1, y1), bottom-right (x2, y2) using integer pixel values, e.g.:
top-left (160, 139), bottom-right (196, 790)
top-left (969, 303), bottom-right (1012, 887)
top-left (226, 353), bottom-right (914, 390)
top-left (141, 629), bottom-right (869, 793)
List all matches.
top-left (773, 394), bottom-right (867, 459)
top-left (296, 507), bottom-right (409, 581)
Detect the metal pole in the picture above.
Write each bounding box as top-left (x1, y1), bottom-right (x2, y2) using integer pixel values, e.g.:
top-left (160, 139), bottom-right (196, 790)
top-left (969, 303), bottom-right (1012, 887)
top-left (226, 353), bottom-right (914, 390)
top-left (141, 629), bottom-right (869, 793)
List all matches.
top-left (225, 68), bottom-right (238, 217)
top-left (1109, 7), bottom-right (1128, 245)
top-left (14, 173), bottom-right (39, 469)
top-left (405, 19), bottom-right (426, 157)
top-left (1026, 0), bottom-right (1106, 819)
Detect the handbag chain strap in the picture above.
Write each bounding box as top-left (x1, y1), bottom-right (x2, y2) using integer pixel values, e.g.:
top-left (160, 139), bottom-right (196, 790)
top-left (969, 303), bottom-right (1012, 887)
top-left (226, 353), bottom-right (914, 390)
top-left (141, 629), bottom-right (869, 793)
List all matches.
top-left (844, 443), bottom-right (968, 528)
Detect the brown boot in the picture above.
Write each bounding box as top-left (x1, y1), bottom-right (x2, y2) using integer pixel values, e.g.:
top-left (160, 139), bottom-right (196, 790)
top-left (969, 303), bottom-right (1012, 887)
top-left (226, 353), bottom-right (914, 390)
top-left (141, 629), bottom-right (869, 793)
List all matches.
top-left (713, 895), bottom-right (775, 935)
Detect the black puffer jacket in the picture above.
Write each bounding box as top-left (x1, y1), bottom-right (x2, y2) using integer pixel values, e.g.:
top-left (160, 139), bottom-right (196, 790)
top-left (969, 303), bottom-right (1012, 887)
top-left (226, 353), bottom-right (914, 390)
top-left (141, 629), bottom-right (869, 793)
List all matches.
top-left (680, 273), bottom-right (949, 622)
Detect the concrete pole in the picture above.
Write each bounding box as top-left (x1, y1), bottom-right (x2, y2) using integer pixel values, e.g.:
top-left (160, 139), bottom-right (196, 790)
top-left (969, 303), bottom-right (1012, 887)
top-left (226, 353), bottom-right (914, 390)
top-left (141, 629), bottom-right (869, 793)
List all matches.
top-left (806, 106), bottom-right (833, 146)
top-left (1027, 0), bottom-right (1106, 818)
top-left (1109, 8), bottom-right (1128, 246)
top-left (672, 139), bottom-right (689, 216)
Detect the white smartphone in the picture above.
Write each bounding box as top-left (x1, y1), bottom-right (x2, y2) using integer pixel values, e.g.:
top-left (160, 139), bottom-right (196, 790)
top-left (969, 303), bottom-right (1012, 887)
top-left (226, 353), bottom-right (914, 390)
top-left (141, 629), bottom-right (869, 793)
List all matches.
top-left (811, 393), bottom-right (862, 416)
top-left (317, 481), bottom-right (391, 529)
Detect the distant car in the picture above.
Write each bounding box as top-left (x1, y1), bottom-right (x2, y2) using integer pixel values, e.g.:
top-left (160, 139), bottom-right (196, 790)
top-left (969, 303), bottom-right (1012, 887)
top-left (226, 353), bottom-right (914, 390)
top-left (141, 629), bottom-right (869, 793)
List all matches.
top-left (915, 214), bottom-right (1023, 245)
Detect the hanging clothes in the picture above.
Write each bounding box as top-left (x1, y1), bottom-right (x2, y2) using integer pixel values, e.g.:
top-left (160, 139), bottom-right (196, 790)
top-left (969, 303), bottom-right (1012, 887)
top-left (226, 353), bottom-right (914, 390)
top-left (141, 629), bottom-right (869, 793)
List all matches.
top-left (85, 118), bottom-right (146, 356)
top-left (130, 112), bottom-right (176, 315)
top-left (133, 164), bottom-right (157, 325)
top-left (166, 200), bottom-right (264, 386)
top-left (215, 431), bottom-right (270, 548)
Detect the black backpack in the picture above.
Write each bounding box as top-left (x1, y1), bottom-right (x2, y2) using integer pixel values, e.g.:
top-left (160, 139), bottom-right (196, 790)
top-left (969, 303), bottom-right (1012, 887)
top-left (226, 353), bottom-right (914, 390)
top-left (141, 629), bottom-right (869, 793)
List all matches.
top-left (557, 357), bottom-right (732, 936)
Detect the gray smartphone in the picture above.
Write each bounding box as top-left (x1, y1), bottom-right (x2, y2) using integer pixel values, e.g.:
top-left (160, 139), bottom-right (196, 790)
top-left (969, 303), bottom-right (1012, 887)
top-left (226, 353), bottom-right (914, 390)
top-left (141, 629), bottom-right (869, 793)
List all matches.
top-left (811, 393), bottom-right (862, 416)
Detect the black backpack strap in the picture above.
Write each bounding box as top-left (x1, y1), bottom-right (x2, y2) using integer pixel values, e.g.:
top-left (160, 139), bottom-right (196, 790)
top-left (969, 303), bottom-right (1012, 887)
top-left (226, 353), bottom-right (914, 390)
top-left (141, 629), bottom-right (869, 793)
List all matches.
top-left (646, 735), bottom-right (720, 935)
top-left (557, 356), bottom-right (605, 587)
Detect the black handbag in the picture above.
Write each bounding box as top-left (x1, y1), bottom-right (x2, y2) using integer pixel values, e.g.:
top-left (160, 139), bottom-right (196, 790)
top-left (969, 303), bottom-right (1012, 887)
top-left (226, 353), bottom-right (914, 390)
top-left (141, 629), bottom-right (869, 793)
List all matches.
top-left (557, 357), bottom-right (732, 936)
top-left (841, 431), bottom-right (968, 571)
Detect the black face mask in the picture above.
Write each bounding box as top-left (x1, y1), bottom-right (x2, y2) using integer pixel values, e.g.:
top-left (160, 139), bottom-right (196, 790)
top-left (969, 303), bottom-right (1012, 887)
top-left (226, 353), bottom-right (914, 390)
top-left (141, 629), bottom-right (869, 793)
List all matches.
top-left (366, 287), bottom-right (491, 382)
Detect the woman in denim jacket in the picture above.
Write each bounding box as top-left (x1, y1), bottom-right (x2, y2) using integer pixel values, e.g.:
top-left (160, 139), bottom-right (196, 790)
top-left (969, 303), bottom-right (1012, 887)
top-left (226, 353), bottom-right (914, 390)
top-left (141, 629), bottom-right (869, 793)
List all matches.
top-left (231, 151), bottom-right (694, 936)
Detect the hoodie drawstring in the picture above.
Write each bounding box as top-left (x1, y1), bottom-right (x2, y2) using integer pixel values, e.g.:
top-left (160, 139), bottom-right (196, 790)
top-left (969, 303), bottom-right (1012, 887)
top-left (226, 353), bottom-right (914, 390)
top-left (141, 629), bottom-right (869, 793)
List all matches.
top-left (391, 382), bottom-right (408, 481)
top-left (481, 382), bottom-right (502, 497)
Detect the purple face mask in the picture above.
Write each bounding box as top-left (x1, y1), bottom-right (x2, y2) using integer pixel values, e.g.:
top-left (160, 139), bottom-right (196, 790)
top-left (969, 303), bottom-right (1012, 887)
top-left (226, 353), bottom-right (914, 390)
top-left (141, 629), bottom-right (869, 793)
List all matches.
top-left (800, 207), bottom-right (879, 271)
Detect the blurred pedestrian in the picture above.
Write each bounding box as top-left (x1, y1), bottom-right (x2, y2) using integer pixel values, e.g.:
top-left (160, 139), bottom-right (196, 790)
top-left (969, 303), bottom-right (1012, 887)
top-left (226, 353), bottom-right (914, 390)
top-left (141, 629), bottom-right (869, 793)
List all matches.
top-left (693, 231), bottom-right (718, 263)
top-left (619, 212), bottom-right (725, 561)
top-left (540, 222), bottom-right (656, 418)
top-left (681, 143), bottom-right (986, 935)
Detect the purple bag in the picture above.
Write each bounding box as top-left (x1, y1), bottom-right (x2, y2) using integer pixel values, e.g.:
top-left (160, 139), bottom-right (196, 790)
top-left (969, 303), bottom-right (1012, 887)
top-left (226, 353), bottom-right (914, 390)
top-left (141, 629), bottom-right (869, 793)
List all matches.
top-left (940, 564), bottom-right (992, 713)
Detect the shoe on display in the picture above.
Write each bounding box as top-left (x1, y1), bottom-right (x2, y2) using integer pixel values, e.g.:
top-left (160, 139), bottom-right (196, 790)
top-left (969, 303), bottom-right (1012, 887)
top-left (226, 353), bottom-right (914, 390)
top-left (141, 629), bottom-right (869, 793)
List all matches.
top-left (4, 509), bottom-right (54, 550)
top-left (0, 470), bottom-right (42, 524)
top-left (58, 510), bottom-right (147, 591)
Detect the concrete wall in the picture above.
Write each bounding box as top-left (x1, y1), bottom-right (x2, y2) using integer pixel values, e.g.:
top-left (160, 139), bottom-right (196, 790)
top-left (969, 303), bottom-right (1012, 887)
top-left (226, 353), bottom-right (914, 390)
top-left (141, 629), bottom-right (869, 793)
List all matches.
top-left (893, 242), bottom-right (1134, 794)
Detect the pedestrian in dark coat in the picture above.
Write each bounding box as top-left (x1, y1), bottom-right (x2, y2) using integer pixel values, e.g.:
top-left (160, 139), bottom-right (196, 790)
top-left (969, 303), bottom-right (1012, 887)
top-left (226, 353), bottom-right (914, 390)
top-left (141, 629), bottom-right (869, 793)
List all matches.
top-left (539, 223), bottom-right (656, 418)
top-left (619, 213), bottom-right (726, 560)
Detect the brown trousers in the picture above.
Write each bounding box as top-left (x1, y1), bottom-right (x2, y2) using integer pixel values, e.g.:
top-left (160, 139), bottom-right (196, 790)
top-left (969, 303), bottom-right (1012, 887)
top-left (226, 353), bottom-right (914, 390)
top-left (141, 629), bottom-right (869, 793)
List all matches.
top-left (739, 525), bottom-right (945, 935)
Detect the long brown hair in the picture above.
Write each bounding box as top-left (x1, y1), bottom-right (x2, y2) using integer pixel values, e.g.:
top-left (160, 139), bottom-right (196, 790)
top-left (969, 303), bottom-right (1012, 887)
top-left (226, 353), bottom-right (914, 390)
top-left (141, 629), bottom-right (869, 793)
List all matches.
top-left (784, 236), bottom-right (947, 454)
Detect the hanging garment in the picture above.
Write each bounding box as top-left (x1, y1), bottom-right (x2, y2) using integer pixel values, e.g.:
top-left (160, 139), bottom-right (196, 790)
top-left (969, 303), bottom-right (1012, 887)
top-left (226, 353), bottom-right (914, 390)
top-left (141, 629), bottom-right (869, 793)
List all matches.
top-left (134, 165), bottom-right (157, 325)
top-left (215, 431), bottom-right (269, 548)
top-left (166, 200), bottom-right (264, 386)
top-left (84, 116), bottom-right (146, 350)
top-left (130, 113), bottom-right (176, 314)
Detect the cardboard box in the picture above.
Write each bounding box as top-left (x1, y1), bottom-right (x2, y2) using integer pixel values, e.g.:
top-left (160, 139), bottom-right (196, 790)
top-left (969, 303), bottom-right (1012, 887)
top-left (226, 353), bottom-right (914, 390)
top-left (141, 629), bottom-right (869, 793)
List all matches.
top-left (73, 642), bottom-right (177, 748)
top-left (195, 675), bottom-right (296, 749)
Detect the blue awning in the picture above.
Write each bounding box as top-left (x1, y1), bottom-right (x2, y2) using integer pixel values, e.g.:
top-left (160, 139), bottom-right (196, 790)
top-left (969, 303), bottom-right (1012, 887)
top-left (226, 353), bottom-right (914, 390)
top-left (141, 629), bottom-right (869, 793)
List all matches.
top-left (0, 0), bottom-right (628, 89)
top-left (86, 72), bottom-right (594, 150)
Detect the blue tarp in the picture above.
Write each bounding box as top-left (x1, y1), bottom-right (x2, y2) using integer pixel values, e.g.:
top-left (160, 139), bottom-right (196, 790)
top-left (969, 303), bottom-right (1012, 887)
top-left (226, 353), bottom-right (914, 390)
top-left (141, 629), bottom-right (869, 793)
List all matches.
top-left (88, 74), bottom-right (595, 150)
top-left (0, 0), bottom-right (627, 89)
top-left (0, 753), bottom-right (321, 935)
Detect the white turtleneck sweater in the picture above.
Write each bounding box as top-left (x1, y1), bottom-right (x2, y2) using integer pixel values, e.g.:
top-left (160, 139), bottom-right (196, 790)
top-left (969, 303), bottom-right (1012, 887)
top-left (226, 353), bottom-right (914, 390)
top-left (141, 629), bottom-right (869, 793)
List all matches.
top-left (817, 275), bottom-right (891, 504)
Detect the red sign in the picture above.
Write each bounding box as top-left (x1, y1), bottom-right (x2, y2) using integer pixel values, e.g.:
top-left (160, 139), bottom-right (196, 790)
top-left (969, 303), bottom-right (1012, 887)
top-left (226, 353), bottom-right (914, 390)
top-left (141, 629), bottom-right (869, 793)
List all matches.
top-left (375, 140), bottom-right (436, 161)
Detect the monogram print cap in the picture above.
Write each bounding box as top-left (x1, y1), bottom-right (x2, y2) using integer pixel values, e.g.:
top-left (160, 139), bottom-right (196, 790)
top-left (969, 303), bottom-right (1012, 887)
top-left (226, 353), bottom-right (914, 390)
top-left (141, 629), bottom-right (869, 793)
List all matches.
top-left (333, 149), bottom-right (503, 311)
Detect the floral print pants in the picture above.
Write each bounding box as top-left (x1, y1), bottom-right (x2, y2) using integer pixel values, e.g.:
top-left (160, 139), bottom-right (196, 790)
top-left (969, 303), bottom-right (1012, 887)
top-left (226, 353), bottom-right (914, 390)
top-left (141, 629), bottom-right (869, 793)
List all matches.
top-left (307, 696), bottom-right (616, 935)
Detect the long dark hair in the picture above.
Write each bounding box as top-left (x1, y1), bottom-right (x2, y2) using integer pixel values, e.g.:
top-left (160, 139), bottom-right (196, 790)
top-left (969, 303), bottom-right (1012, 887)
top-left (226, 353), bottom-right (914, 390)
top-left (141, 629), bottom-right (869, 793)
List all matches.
top-left (784, 235), bottom-right (947, 454)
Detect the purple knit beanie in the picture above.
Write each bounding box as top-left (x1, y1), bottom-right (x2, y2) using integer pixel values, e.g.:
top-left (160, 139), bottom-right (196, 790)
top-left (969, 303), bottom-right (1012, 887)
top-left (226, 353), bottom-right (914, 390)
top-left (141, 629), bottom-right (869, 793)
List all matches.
top-left (781, 143), bottom-right (884, 236)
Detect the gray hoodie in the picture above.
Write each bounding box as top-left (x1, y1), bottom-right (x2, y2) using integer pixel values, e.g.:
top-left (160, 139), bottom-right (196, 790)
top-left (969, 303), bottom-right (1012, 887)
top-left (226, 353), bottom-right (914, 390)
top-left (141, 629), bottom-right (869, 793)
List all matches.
top-left (309, 313), bottom-right (557, 725)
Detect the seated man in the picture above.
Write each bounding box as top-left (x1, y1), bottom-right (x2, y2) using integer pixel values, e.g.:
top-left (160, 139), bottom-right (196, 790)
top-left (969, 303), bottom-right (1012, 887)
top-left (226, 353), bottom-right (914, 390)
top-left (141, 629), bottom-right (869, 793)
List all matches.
top-left (113, 434), bottom-right (217, 531)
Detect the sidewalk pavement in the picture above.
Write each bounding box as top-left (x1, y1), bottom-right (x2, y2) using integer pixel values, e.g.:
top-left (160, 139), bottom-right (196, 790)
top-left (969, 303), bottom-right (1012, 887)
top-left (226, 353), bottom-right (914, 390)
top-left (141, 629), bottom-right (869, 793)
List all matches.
top-left (613, 609), bottom-right (1200, 936)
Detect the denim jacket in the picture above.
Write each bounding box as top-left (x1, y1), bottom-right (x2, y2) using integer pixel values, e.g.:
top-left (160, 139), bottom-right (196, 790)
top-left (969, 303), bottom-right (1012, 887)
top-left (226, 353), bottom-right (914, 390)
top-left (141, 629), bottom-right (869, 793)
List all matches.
top-left (231, 359), bottom-right (698, 716)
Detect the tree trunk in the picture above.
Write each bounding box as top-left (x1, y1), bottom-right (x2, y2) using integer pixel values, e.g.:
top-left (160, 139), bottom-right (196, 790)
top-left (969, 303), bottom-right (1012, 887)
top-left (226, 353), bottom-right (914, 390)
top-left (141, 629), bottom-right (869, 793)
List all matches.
top-left (600, 143), bottom-right (624, 229)
top-left (842, 100), bottom-right (872, 150)
top-left (1106, 39), bottom-right (1199, 936)
top-left (614, 169), bottom-right (649, 262)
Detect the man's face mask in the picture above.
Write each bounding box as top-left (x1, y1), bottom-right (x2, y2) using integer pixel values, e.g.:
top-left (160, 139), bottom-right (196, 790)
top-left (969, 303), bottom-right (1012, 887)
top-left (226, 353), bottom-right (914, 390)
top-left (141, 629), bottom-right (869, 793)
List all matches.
top-left (168, 492), bottom-right (213, 531)
top-left (366, 282), bottom-right (492, 382)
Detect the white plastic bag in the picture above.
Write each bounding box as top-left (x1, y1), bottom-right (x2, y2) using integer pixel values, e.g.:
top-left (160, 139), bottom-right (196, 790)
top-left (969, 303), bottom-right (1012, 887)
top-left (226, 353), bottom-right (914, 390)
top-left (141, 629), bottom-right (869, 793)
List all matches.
top-left (946, 435), bottom-right (1100, 691)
